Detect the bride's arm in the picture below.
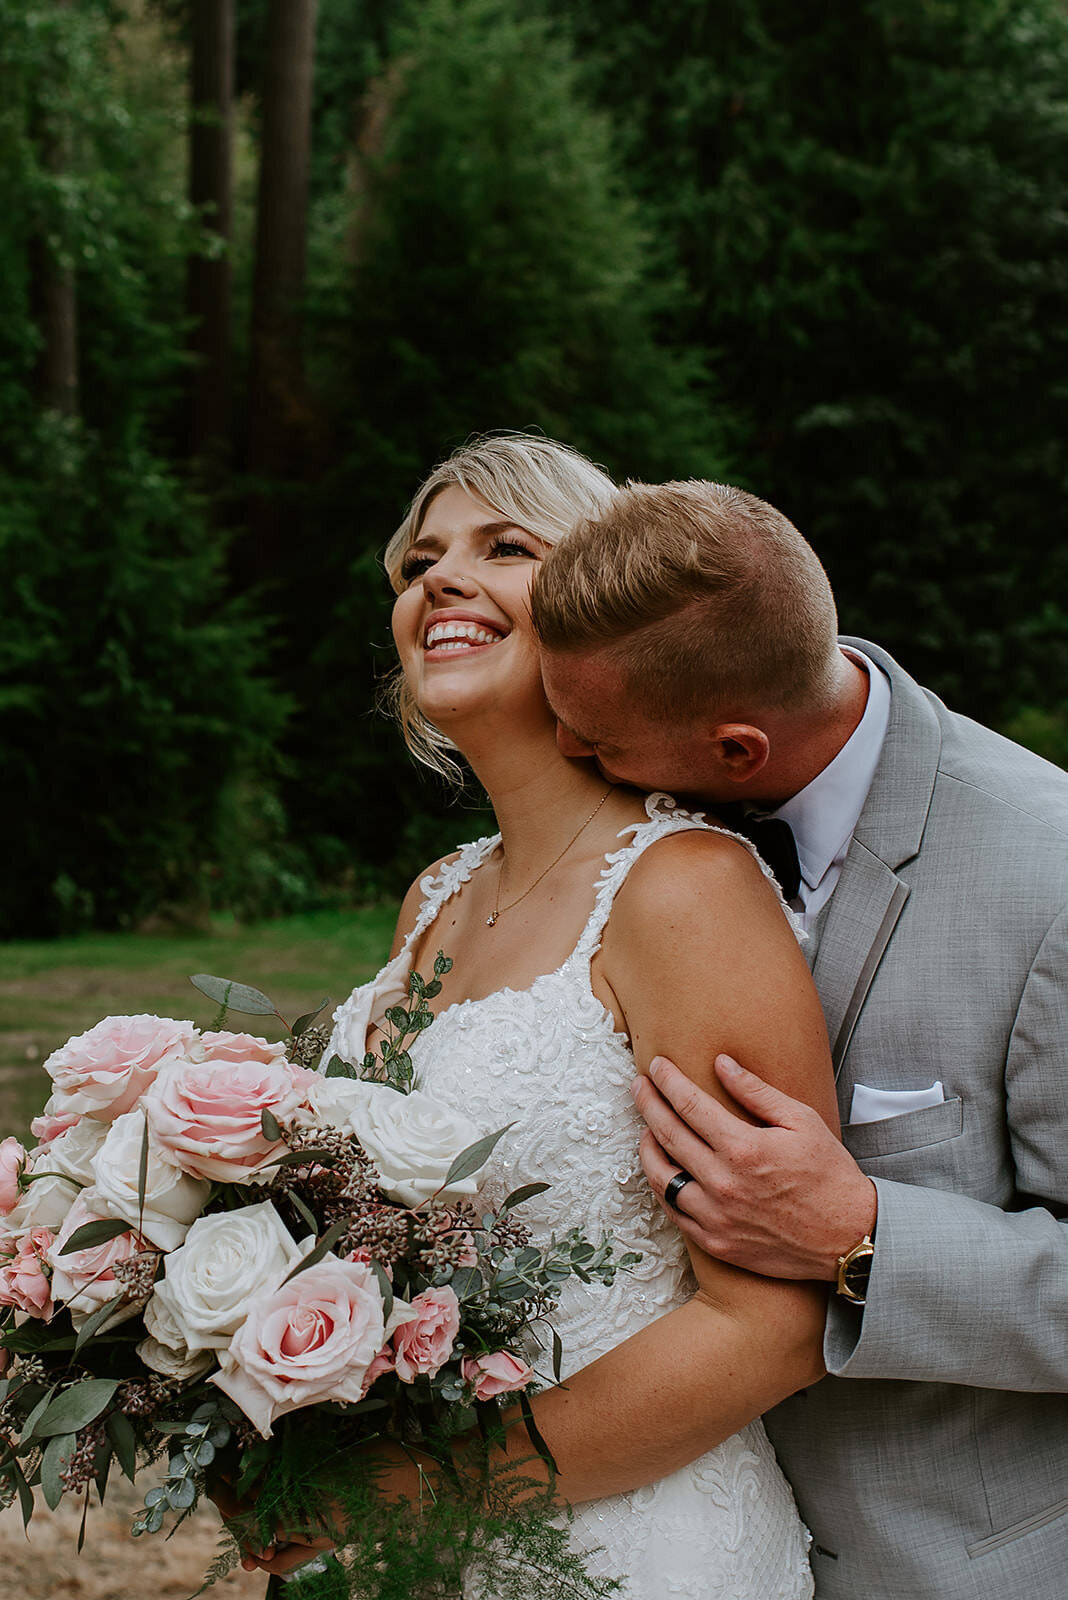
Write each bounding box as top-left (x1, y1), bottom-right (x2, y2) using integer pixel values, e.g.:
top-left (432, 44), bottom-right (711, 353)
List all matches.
top-left (480, 828), bottom-right (836, 1501)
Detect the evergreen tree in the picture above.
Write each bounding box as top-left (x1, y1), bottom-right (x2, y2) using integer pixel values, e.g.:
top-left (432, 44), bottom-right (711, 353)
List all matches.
top-left (0, 2), bottom-right (289, 935)
top-left (557, 0), bottom-right (1068, 719)
top-left (283, 0), bottom-right (730, 863)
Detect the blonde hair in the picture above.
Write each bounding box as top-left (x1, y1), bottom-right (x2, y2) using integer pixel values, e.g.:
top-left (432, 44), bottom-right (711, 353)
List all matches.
top-left (531, 479), bottom-right (840, 721)
top-left (383, 433), bottom-right (617, 776)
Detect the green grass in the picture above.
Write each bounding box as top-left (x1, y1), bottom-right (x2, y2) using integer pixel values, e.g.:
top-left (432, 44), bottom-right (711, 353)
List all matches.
top-left (0, 905), bottom-right (398, 1137)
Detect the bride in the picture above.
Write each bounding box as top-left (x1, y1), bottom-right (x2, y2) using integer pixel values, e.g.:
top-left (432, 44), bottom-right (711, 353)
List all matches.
top-left (249, 434), bottom-right (837, 1597)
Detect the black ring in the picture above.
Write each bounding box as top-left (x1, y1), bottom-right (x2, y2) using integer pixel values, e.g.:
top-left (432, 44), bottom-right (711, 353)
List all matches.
top-left (664, 1169), bottom-right (696, 1212)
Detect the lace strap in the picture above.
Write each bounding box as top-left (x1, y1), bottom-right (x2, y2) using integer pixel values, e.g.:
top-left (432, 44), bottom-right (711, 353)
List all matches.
top-left (400, 831), bottom-right (502, 955)
top-left (570, 791), bottom-right (806, 961)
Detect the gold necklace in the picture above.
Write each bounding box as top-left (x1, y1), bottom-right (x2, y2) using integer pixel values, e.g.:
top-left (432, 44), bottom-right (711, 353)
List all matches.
top-left (486, 786), bottom-right (614, 928)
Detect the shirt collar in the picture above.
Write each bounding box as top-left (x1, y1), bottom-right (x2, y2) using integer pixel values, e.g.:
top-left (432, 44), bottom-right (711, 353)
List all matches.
top-left (771, 649), bottom-right (891, 892)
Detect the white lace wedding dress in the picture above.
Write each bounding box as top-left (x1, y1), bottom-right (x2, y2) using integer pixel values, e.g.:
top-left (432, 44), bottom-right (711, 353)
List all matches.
top-left (324, 795), bottom-right (813, 1600)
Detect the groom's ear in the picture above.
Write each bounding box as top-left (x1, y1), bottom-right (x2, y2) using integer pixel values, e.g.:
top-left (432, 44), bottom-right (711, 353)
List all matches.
top-left (709, 724), bottom-right (771, 782)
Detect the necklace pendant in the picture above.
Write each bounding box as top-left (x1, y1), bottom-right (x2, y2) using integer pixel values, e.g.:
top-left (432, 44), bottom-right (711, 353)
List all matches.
top-left (485, 912), bottom-right (498, 927)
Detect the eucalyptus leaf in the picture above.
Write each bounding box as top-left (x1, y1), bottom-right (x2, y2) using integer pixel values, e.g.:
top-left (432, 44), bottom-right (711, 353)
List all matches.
top-left (325, 1055), bottom-right (359, 1080)
top-left (19, 1387), bottom-right (56, 1446)
top-left (281, 1220), bottom-right (348, 1284)
top-left (501, 1182), bottom-right (551, 1211)
top-left (93, 1438), bottom-right (112, 1505)
top-left (552, 1328), bottom-right (563, 1384)
top-left (519, 1392), bottom-right (557, 1474)
top-left (137, 1112), bottom-right (150, 1222)
top-left (9, 1453), bottom-right (33, 1529)
top-left (384, 1006), bottom-right (410, 1032)
top-left (448, 1265), bottom-right (484, 1300)
top-left (190, 974), bottom-right (277, 1016)
top-left (265, 1148), bottom-right (336, 1169)
top-left (443, 1123), bottom-right (514, 1189)
top-left (106, 1410), bottom-right (137, 1482)
top-left (168, 1476), bottom-right (197, 1510)
top-left (42, 1431), bottom-right (77, 1510)
top-left (74, 1293), bottom-right (127, 1350)
top-left (292, 999), bottom-right (330, 1036)
top-left (260, 1108), bottom-right (282, 1143)
top-left (59, 1217), bottom-right (130, 1256)
top-left (369, 1258), bottom-right (393, 1322)
top-left (285, 1187), bottom-right (319, 1237)
top-left (37, 1378), bottom-right (119, 1437)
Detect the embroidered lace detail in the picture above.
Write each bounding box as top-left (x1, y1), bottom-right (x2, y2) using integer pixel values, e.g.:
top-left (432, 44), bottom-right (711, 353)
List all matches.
top-left (324, 794), bottom-right (813, 1600)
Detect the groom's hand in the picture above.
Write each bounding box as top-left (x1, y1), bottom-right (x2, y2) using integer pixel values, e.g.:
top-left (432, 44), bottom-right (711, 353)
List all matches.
top-left (632, 1055), bottom-right (877, 1281)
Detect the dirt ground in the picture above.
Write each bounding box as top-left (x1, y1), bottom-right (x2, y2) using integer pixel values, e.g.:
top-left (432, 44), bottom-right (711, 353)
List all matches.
top-left (0, 1471), bottom-right (263, 1600)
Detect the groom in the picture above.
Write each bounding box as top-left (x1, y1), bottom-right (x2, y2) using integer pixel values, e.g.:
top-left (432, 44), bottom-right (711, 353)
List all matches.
top-left (532, 480), bottom-right (1068, 1600)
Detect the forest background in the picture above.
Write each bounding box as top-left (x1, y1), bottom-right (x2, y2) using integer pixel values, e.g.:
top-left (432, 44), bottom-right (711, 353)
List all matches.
top-left (4, 0), bottom-right (1068, 943)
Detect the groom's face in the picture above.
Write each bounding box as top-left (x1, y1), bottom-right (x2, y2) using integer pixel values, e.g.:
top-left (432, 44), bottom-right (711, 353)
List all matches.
top-left (541, 647), bottom-right (730, 801)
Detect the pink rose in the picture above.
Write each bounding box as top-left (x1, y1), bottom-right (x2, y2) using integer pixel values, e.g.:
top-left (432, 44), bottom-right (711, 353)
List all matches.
top-left (212, 1257), bottom-right (410, 1437)
top-left (47, 1195), bottom-right (149, 1330)
top-left (392, 1286), bottom-right (460, 1382)
top-left (0, 1228), bottom-right (55, 1320)
top-left (359, 1345), bottom-right (396, 1397)
top-left (0, 1138), bottom-right (27, 1215)
top-left (199, 1032), bottom-right (288, 1066)
top-left (44, 1015), bottom-right (199, 1122)
top-left (29, 1103), bottom-right (80, 1146)
top-left (462, 1350), bottom-right (534, 1400)
top-left (144, 1054), bottom-right (313, 1183)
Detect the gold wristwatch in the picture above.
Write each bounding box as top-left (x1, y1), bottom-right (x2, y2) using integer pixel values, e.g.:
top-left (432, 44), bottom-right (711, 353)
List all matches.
top-left (835, 1234), bottom-right (875, 1305)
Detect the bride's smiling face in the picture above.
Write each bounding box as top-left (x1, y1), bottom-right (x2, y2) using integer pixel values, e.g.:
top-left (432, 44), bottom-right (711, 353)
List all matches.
top-left (391, 485), bottom-right (550, 735)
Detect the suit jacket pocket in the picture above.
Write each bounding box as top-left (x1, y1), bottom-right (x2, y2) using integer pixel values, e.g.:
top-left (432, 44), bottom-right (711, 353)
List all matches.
top-left (842, 1095), bottom-right (964, 1160)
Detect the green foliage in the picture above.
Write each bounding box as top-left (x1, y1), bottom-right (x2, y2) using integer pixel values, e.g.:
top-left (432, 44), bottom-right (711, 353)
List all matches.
top-left (556, 0), bottom-right (1068, 721)
top-left (281, 0), bottom-right (727, 863)
top-left (0, 413), bottom-right (289, 936)
top-left (0, 3), bottom-right (291, 937)
top-left (209, 1423), bottom-right (623, 1600)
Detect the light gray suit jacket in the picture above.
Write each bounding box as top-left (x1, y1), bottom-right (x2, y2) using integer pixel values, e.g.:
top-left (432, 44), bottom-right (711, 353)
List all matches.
top-left (762, 640), bottom-right (1068, 1599)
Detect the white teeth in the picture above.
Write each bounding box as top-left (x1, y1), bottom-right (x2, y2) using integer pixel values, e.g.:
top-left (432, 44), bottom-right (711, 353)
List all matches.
top-left (425, 620), bottom-right (502, 649)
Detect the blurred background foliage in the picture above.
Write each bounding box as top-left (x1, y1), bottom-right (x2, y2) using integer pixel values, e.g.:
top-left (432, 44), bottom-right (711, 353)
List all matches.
top-left (2, 0), bottom-right (1066, 938)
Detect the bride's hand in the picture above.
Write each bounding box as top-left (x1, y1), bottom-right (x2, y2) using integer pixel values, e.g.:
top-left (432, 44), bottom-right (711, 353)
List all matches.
top-left (207, 1472), bottom-right (337, 1576)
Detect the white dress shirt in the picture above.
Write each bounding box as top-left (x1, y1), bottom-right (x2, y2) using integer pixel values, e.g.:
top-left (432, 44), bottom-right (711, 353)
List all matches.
top-left (771, 648), bottom-right (891, 933)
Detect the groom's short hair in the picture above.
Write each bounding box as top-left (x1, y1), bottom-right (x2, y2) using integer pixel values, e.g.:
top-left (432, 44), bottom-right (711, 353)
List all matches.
top-left (532, 480), bottom-right (841, 721)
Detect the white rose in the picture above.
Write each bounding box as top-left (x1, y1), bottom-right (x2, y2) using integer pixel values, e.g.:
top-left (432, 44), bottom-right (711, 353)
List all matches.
top-left (140, 1291), bottom-right (214, 1380)
top-left (337, 1081), bottom-right (486, 1207)
top-left (301, 1073), bottom-right (371, 1128)
top-left (90, 1112), bottom-right (210, 1252)
top-left (4, 1169), bottom-right (81, 1237)
top-left (4, 1119), bottom-right (109, 1237)
top-left (151, 1201), bottom-right (307, 1354)
top-left (35, 1117), bottom-right (108, 1186)
top-left (137, 1335), bottom-right (214, 1381)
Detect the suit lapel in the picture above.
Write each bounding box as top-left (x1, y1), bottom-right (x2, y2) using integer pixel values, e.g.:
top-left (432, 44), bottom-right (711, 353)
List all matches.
top-left (814, 640), bottom-right (943, 1080)
top-left (813, 844), bottom-right (910, 1078)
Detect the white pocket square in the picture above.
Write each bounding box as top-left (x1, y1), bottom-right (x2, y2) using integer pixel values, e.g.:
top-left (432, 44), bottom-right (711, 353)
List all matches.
top-left (848, 1081), bottom-right (945, 1126)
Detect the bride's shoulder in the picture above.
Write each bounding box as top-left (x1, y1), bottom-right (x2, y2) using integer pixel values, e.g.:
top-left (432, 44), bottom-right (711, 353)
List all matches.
top-left (387, 833), bottom-right (498, 957)
top-left (605, 822), bottom-right (785, 950)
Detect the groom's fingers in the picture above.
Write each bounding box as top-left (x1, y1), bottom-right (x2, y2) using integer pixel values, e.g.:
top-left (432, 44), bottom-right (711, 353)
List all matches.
top-left (631, 1075), bottom-right (729, 1175)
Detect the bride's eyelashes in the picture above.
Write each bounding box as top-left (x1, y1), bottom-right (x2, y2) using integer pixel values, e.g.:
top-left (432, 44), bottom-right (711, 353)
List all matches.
top-left (399, 534), bottom-right (541, 583)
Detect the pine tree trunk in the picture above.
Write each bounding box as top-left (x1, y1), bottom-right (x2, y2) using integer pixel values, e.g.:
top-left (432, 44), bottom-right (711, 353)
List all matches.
top-left (246, 0), bottom-right (319, 569)
top-left (32, 0), bottom-right (78, 418)
top-left (187, 0), bottom-right (235, 464)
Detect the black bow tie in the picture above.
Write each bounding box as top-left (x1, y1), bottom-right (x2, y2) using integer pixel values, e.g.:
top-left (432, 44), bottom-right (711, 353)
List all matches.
top-left (719, 809), bottom-right (802, 901)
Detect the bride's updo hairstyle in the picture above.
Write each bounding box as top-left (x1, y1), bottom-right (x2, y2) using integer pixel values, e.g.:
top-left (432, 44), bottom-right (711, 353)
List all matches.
top-left (384, 433), bottom-right (616, 776)
top-left (532, 479), bottom-right (841, 723)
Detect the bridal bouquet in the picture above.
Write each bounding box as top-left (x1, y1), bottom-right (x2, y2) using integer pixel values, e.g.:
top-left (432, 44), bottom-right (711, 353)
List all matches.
top-left (0, 960), bottom-right (634, 1599)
